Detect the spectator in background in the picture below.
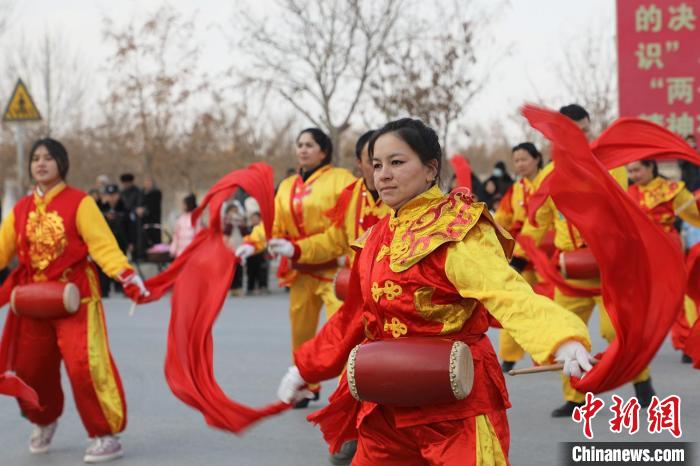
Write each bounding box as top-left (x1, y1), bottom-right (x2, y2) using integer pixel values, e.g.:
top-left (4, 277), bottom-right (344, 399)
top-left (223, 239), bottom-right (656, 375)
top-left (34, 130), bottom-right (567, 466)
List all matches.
top-left (245, 212), bottom-right (269, 295)
top-left (170, 193), bottom-right (202, 258)
top-left (224, 203), bottom-right (246, 297)
top-left (95, 174), bottom-right (110, 192)
top-left (140, 176), bottom-right (162, 249)
top-left (99, 184), bottom-right (129, 297)
top-left (88, 188), bottom-right (104, 210)
top-left (119, 173), bottom-right (143, 257)
top-left (483, 161), bottom-right (514, 210)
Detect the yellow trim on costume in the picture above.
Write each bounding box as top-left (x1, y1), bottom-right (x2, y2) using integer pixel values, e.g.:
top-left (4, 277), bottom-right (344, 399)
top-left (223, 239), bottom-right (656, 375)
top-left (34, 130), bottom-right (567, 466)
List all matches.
top-left (475, 414), bottom-right (508, 466)
top-left (371, 280), bottom-right (402, 302)
top-left (413, 286), bottom-right (475, 335)
top-left (85, 266), bottom-right (125, 433)
top-left (383, 317), bottom-right (408, 338)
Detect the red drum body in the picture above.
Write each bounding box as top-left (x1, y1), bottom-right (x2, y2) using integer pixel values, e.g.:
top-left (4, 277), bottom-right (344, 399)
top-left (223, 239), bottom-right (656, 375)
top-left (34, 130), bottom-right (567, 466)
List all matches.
top-left (347, 338), bottom-right (474, 407)
top-left (559, 249), bottom-right (600, 279)
top-left (334, 267), bottom-right (351, 301)
top-left (10, 282), bottom-right (81, 320)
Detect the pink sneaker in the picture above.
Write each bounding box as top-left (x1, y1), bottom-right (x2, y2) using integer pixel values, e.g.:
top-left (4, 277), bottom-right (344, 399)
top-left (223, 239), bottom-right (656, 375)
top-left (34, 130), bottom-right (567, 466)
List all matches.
top-left (83, 435), bottom-right (123, 463)
top-left (29, 421), bottom-right (58, 454)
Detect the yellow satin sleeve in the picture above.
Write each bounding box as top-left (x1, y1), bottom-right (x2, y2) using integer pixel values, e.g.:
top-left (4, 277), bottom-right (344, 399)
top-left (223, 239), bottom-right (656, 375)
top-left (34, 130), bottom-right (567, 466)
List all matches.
top-left (76, 196), bottom-right (131, 278)
top-left (514, 196), bottom-right (555, 256)
top-left (674, 188), bottom-right (700, 228)
top-left (0, 210), bottom-right (17, 269)
top-left (243, 223), bottom-right (268, 253)
top-left (296, 224), bottom-right (347, 264)
top-left (445, 218), bottom-right (591, 364)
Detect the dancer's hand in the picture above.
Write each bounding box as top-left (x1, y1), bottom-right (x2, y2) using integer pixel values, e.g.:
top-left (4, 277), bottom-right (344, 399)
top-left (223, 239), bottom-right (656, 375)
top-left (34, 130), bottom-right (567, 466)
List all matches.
top-left (118, 269), bottom-right (150, 297)
top-left (555, 340), bottom-right (595, 378)
top-left (235, 244), bottom-right (255, 263)
top-left (268, 238), bottom-right (296, 258)
top-left (277, 366), bottom-right (313, 404)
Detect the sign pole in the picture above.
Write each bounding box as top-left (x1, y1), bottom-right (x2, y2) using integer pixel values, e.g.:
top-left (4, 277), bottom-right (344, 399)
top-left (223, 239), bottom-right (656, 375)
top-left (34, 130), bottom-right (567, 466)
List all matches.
top-left (15, 124), bottom-right (25, 192)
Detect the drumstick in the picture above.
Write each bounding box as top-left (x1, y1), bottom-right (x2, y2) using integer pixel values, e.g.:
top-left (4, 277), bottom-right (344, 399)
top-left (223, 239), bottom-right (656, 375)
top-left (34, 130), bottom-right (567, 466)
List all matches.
top-left (129, 302), bottom-right (138, 317)
top-left (508, 363), bottom-right (564, 376)
top-left (508, 356), bottom-right (599, 376)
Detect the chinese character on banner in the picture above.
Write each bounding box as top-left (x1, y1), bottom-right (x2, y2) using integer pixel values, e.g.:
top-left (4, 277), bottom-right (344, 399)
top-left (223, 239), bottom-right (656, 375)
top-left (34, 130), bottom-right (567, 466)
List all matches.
top-left (668, 3), bottom-right (696, 31)
top-left (667, 112), bottom-right (695, 135)
top-left (667, 77), bottom-right (694, 104)
top-left (572, 392), bottom-right (605, 439)
top-left (636, 4), bottom-right (664, 31)
top-left (647, 395), bottom-right (682, 438)
top-left (609, 395), bottom-right (641, 434)
top-left (618, 0), bottom-right (700, 138)
top-left (636, 42), bottom-right (664, 69)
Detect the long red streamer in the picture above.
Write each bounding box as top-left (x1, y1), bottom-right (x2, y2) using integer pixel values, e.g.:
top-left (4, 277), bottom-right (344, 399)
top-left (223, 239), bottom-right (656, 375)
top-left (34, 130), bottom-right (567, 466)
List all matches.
top-left (528, 117), bottom-right (700, 225)
top-left (523, 106), bottom-right (685, 393)
top-left (126, 162), bottom-right (289, 433)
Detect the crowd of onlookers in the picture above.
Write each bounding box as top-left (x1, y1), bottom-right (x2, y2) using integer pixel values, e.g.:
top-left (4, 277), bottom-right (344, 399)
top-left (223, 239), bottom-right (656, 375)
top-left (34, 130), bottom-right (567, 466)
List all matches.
top-left (87, 173), bottom-right (269, 297)
top-left (2, 135), bottom-right (699, 295)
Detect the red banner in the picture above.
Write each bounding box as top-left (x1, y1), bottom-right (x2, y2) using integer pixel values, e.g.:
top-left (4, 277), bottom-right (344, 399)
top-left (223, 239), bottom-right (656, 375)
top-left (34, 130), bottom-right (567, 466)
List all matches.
top-left (617, 0), bottom-right (700, 138)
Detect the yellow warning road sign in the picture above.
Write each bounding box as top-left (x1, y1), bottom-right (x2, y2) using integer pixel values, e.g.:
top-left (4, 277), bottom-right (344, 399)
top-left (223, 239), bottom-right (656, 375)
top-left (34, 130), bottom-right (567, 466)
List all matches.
top-left (3, 79), bottom-right (42, 122)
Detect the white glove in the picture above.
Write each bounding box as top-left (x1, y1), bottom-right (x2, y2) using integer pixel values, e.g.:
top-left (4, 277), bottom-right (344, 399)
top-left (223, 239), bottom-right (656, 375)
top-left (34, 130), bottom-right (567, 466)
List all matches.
top-left (555, 340), bottom-right (595, 378)
top-left (268, 238), bottom-right (295, 258)
top-left (235, 244), bottom-right (255, 263)
top-left (277, 366), bottom-right (313, 404)
top-left (118, 270), bottom-right (150, 297)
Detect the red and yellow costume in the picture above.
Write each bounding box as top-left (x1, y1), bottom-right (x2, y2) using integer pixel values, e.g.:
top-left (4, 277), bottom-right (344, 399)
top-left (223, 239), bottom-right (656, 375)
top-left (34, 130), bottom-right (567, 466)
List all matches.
top-left (628, 177), bottom-right (700, 351)
top-left (0, 183), bottom-right (131, 437)
top-left (295, 178), bottom-right (391, 265)
top-left (519, 164), bottom-right (650, 403)
top-left (246, 165), bottom-right (355, 351)
top-left (493, 167), bottom-right (551, 363)
top-left (294, 187), bottom-right (590, 464)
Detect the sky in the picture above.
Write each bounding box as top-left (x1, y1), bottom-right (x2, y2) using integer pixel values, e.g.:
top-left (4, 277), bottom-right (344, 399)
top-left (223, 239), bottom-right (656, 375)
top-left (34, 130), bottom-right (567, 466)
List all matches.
top-left (0, 0), bottom-right (617, 142)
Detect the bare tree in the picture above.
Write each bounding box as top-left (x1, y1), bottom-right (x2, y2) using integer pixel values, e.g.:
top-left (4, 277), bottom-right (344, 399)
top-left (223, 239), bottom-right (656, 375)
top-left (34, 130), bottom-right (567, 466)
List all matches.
top-left (2, 29), bottom-right (89, 135)
top-left (233, 0), bottom-right (406, 157)
top-left (102, 4), bottom-right (208, 176)
top-left (555, 25), bottom-right (617, 135)
top-left (368, 1), bottom-right (506, 153)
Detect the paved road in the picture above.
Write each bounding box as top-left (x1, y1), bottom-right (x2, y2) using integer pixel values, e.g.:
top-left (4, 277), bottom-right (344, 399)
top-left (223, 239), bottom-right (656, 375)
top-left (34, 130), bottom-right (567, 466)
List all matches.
top-left (1, 290), bottom-right (698, 465)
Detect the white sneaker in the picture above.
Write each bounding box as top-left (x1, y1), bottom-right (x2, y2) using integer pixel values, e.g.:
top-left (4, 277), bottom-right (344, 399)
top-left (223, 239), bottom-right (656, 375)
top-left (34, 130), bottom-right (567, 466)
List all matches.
top-left (83, 435), bottom-right (123, 463)
top-left (29, 421), bottom-right (58, 454)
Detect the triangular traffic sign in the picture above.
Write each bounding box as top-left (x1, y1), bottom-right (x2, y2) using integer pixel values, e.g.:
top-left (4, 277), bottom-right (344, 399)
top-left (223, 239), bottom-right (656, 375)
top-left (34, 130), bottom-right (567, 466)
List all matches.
top-left (3, 79), bottom-right (42, 122)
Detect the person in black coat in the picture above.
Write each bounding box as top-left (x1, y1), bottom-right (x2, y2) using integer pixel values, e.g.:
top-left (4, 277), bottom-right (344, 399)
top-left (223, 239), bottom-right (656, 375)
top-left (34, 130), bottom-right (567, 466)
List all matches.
top-left (139, 176), bottom-right (163, 249)
top-left (100, 184), bottom-right (130, 296)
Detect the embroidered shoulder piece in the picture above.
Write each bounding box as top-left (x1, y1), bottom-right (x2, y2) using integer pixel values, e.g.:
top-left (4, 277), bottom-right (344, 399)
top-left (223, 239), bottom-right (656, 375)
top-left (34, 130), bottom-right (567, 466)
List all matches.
top-left (387, 189), bottom-right (486, 272)
top-left (640, 179), bottom-right (685, 209)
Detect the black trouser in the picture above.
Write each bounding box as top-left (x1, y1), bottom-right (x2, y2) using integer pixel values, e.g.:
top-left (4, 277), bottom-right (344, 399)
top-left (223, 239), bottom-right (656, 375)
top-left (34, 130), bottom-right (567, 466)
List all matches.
top-left (98, 269), bottom-right (123, 297)
top-left (231, 263), bottom-right (244, 290)
top-left (246, 253), bottom-right (268, 291)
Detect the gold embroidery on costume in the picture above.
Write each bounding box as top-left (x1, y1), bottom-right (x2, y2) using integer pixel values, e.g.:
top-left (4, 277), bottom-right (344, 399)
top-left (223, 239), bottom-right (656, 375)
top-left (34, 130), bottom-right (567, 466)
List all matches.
top-left (26, 205), bottom-right (67, 275)
top-left (376, 245), bottom-right (391, 263)
top-left (639, 178), bottom-right (683, 209)
top-left (371, 280), bottom-right (403, 302)
top-left (389, 189), bottom-right (483, 272)
top-left (383, 317), bottom-right (408, 338)
top-left (414, 287), bottom-right (476, 335)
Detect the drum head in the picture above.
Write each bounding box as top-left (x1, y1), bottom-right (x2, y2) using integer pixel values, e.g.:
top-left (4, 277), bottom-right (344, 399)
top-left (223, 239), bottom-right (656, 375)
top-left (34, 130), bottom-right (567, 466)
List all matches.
top-left (450, 341), bottom-right (474, 400)
top-left (63, 283), bottom-right (80, 313)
